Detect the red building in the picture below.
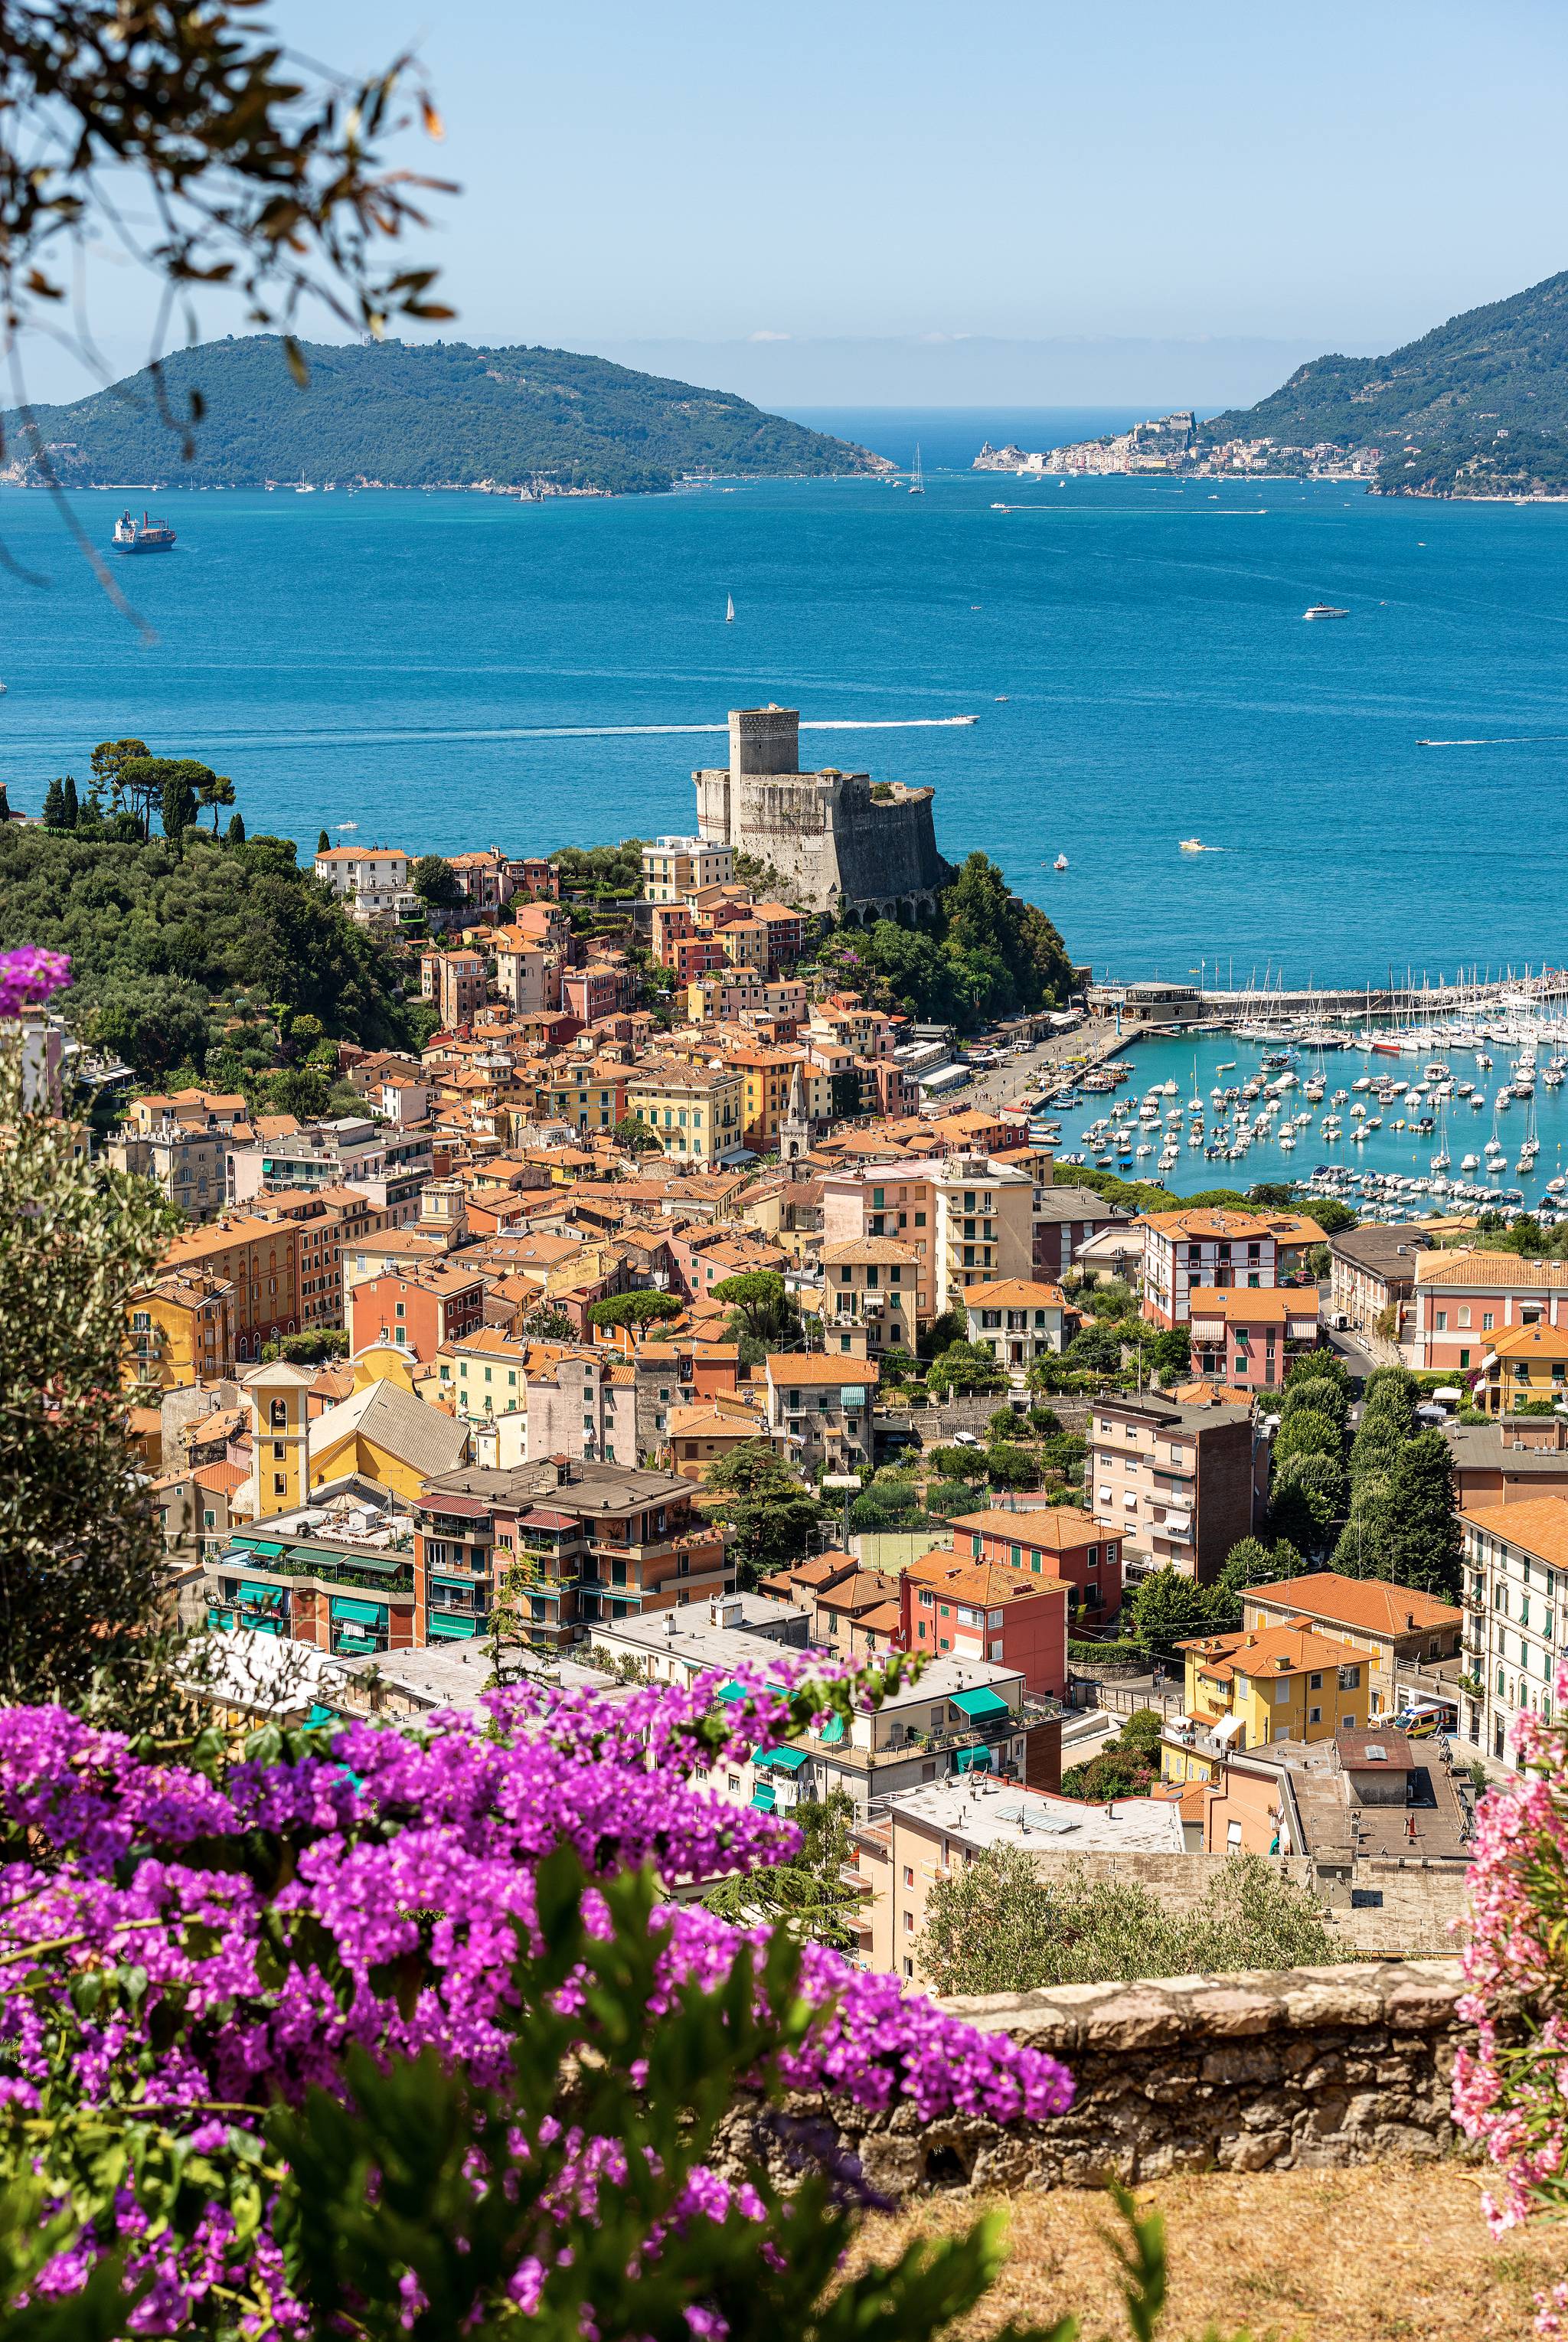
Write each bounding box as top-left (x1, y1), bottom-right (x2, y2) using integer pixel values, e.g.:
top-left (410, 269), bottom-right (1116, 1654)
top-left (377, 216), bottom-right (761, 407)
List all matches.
top-left (949, 1503), bottom-right (1124, 1624)
top-left (899, 1550), bottom-right (1068, 1697)
top-left (348, 1260), bottom-right (487, 1364)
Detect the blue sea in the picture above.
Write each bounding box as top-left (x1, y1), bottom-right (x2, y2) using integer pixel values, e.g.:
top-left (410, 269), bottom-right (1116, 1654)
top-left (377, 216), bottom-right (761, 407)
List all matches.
top-left (4, 404), bottom-right (1568, 995)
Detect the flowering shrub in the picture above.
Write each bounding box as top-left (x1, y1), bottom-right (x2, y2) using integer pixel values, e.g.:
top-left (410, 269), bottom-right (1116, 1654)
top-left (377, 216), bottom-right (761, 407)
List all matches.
top-left (1455, 1658), bottom-right (1568, 2312)
top-left (0, 946), bottom-right (70, 1017)
top-left (0, 1666), bottom-right (1074, 2338)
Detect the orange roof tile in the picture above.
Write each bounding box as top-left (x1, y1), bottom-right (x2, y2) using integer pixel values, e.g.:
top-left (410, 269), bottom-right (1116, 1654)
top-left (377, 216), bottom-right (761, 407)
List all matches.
top-left (1243, 1570), bottom-right (1462, 1636)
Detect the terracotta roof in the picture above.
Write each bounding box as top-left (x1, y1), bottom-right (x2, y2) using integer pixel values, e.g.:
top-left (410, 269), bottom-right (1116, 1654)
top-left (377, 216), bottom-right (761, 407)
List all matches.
top-left (821, 1237), bottom-right (921, 1266)
top-left (1416, 1250), bottom-right (1568, 1290)
top-left (949, 1505), bottom-right (1104, 1552)
top-left (1244, 1570), bottom-right (1462, 1636)
top-left (1460, 1495), bottom-right (1568, 1569)
top-left (766, 1354), bottom-right (880, 1387)
top-left (1489, 1321), bottom-right (1568, 1360)
top-left (815, 1569), bottom-right (900, 1615)
top-left (1176, 1621), bottom-right (1364, 1680)
top-left (191, 1460), bottom-right (247, 1497)
top-left (962, 1278), bottom-right (1068, 1308)
top-left (1142, 1207), bottom-right (1273, 1240)
top-left (1187, 1285), bottom-right (1315, 1325)
top-left (854, 1600), bottom-right (904, 1635)
top-left (904, 1550), bottom-right (1070, 1605)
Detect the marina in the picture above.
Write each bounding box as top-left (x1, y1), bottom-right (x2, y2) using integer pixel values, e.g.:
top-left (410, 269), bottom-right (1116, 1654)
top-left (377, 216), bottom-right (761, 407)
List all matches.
top-left (1033, 1014), bottom-right (1568, 1221)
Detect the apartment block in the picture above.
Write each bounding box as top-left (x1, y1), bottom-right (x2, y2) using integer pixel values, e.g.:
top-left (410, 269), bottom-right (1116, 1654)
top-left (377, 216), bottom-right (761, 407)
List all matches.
top-left (900, 1550), bottom-right (1070, 1696)
top-left (821, 1236), bottom-right (926, 1358)
top-left (763, 1353), bottom-right (879, 1469)
top-left (947, 1503), bottom-right (1123, 1624)
top-left (108, 1122), bottom-right (227, 1221)
top-left (126, 1272), bottom-right (237, 1391)
top-left (1459, 1495), bottom-right (1568, 1762)
top-left (642, 835), bottom-right (736, 904)
top-left (161, 1213), bottom-right (301, 1362)
top-left (1086, 1390), bottom-right (1259, 1583)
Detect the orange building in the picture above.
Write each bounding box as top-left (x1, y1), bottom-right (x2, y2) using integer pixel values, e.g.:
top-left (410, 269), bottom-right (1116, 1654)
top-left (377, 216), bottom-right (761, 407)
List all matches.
top-left (900, 1550), bottom-right (1070, 1697)
top-left (349, 1261), bottom-right (488, 1364)
top-left (947, 1503), bottom-right (1123, 1624)
top-left (160, 1213), bottom-right (301, 1362)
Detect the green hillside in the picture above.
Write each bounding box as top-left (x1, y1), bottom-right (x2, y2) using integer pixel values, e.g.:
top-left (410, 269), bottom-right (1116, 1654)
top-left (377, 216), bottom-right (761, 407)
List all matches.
top-left (1203, 269), bottom-right (1568, 496)
top-left (0, 336), bottom-right (885, 495)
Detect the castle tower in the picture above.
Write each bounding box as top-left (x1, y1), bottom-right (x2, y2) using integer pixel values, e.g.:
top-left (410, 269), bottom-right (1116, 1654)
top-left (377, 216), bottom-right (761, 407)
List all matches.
top-left (243, 1359), bottom-right (313, 1517)
top-left (692, 704), bottom-right (956, 917)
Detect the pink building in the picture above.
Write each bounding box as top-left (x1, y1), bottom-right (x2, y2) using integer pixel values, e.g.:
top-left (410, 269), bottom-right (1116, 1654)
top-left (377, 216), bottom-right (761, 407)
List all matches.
top-left (1187, 1286), bottom-right (1321, 1394)
top-left (1410, 1250), bottom-right (1568, 1373)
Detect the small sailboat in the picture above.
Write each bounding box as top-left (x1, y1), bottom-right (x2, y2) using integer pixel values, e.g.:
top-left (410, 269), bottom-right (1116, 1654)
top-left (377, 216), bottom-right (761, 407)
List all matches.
top-left (725, 593), bottom-right (734, 624)
top-left (1053, 853), bottom-right (1069, 872)
top-left (909, 445), bottom-right (925, 495)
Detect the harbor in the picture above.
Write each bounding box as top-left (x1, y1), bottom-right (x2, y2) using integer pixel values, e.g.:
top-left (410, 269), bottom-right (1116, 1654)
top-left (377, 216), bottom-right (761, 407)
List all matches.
top-left (1031, 1019), bottom-right (1568, 1220)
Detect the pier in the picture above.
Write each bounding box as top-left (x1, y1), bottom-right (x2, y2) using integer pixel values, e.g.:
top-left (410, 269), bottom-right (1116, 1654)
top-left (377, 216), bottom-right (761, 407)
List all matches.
top-left (1086, 968), bottom-right (1568, 1029)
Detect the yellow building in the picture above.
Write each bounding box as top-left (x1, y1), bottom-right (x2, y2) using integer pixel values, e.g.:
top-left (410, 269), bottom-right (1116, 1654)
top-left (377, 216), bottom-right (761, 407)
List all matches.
top-left (1164, 1619), bottom-right (1371, 1784)
top-left (305, 1377), bottom-right (469, 1501)
top-left (243, 1360), bottom-right (314, 1516)
top-left (626, 1065), bottom-right (746, 1170)
top-left (1479, 1321), bottom-right (1568, 1415)
top-left (126, 1272), bottom-right (237, 1391)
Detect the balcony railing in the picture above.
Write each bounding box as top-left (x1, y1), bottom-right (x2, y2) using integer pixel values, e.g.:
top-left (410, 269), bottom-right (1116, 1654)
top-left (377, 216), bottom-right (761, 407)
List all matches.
top-left (217, 1556), bottom-right (415, 1596)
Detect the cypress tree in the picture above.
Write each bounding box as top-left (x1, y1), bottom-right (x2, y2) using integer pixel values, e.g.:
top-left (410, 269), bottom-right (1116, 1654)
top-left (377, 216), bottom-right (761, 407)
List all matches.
top-left (61, 774), bottom-right (78, 828)
top-left (317, 828), bottom-right (331, 853)
top-left (227, 811), bottom-right (247, 844)
top-left (41, 777), bottom-right (66, 827)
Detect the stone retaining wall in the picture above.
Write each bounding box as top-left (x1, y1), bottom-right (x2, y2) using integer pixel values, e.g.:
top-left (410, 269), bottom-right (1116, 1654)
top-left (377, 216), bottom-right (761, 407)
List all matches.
top-left (724, 1959), bottom-right (1474, 2198)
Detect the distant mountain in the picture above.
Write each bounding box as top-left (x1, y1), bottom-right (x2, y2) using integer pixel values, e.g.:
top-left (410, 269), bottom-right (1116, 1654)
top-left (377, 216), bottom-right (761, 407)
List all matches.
top-left (0, 336), bottom-right (887, 495)
top-left (1201, 269), bottom-right (1568, 496)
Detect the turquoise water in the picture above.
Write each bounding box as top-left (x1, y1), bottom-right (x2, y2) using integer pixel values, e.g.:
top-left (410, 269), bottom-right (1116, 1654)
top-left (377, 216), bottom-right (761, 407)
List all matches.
top-left (4, 426), bottom-right (1568, 984)
top-left (1041, 1028), bottom-right (1568, 1212)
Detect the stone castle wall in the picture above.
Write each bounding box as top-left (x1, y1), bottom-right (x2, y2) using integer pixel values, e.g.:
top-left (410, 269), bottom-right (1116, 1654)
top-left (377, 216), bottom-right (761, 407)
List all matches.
top-left (719, 1959), bottom-right (1478, 2200)
top-left (693, 707), bottom-right (956, 916)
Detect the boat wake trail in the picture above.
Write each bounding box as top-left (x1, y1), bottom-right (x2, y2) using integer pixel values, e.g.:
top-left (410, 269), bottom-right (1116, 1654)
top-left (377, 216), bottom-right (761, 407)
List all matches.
top-left (149, 717), bottom-right (980, 749)
top-left (1417, 735), bottom-right (1568, 747)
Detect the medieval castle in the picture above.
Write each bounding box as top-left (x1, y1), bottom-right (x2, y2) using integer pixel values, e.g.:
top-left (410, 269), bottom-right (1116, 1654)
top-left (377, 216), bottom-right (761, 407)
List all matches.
top-left (693, 706), bottom-right (956, 919)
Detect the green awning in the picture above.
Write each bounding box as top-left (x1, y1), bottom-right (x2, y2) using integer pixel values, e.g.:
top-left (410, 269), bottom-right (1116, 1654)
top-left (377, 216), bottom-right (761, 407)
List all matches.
top-left (428, 1613), bottom-right (481, 1640)
top-left (818, 1715), bottom-right (846, 1745)
top-left (432, 1569), bottom-right (479, 1587)
top-left (334, 1632), bottom-right (378, 1654)
top-left (951, 1687), bottom-right (1010, 1720)
top-left (330, 1596), bottom-right (387, 1626)
top-left (206, 1605), bottom-right (234, 1631)
top-left (758, 1745), bottom-right (808, 1772)
top-left (243, 1540), bottom-right (284, 1557)
top-left (237, 1580), bottom-right (285, 1605)
top-left (328, 1549), bottom-right (403, 1574)
top-left (955, 1745), bottom-right (992, 1773)
top-left (718, 1681), bottom-right (748, 1703)
top-left (750, 1783), bottom-right (776, 1811)
top-left (304, 1703), bottom-right (341, 1730)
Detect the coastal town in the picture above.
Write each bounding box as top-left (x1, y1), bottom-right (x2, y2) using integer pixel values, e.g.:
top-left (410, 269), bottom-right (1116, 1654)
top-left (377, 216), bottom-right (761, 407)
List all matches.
top-left (975, 411), bottom-right (1385, 482)
top-left (5, 698), bottom-right (1542, 1996)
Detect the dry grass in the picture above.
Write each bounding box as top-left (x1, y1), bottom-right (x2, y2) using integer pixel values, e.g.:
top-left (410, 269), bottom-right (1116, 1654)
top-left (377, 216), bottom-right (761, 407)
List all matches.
top-left (855, 2161), bottom-right (1568, 2341)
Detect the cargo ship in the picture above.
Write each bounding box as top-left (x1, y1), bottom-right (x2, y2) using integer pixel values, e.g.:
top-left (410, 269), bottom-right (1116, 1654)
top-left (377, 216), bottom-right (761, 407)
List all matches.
top-left (112, 508), bottom-right (176, 554)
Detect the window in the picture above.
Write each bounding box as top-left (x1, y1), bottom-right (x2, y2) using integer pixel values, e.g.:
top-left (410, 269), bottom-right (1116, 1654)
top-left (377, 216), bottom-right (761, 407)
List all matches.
top-left (1308, 1706), bottom-right (1322, 1725)
top-left (1227, 1821), bottom-right (1243, 1850)
top-left (1275, 1680), bottom-right (1290, 1703)
top-left (903, 1910), bottom-right (913, 1934)
top-left (1309, 1673), bottom-right (1322, 1690)
top-left (903, 1864), bottom-right (913, 1886)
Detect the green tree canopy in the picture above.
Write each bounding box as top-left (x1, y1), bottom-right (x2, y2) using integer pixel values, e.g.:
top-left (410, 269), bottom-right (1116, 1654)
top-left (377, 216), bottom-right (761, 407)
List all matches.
top-left (1131, 1565), bottom-right (1219, 1657)
top-left (925, 1339), bottom-right (1008, 1399)
top-left (702, 1447), bottom-right (825, 1587)
top-left (586, 1291), bottom-right (684, 1331)
top-left (711, 1269), bottom-right (799, 1348)
top-left (1272, 1406), bottom-right (1344, 1469)
top-left (1279, 1372), bottom-right (1349, 1431)
top-left (411, 854), bottom-right (464, 907)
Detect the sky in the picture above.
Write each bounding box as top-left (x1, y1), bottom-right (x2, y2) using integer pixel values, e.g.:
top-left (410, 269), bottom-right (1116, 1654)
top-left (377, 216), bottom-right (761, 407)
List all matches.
top-left (21, 0), bottom-right (1568, 406)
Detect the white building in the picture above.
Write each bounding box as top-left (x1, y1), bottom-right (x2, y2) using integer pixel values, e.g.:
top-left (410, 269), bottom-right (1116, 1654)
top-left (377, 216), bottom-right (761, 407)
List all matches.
top-left (314, 845), bottom-right (412, 921)
top-left (1459, 1494), bottom-right (1567, 1764)
top-left (641, 836), bottom-right (736, 905)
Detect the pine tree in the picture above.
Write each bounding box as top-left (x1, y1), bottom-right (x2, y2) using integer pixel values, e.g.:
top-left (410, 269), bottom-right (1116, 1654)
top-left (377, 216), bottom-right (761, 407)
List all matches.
top-left (41, 777), bottom-right (66, 827)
